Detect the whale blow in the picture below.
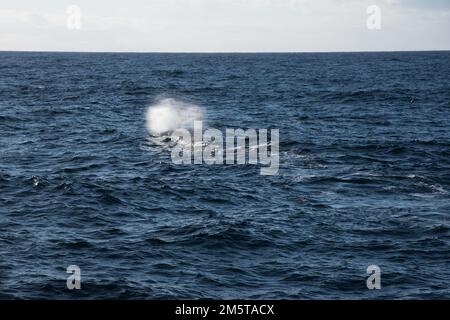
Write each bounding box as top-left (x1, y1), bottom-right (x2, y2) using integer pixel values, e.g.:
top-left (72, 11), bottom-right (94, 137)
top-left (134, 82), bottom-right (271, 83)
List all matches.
top-left (145, 98), bottom-right (204, 136)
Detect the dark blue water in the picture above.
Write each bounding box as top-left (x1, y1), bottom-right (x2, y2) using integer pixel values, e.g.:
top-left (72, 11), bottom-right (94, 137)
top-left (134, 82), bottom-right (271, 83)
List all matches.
top-left (0, 51), bottom-right (449, 299)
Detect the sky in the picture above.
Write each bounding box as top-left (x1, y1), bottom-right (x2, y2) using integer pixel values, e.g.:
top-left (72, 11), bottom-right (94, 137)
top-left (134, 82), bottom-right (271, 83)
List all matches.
top-left (0, 0), bottom-right (449, 52)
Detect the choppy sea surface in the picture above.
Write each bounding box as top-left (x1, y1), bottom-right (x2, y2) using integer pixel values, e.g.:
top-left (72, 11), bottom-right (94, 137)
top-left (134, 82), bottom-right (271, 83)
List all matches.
top-left (0, 51), bottom-right (449, 299)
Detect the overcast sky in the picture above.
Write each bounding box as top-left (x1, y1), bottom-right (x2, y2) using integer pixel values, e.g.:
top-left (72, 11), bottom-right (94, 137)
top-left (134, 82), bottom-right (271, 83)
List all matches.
top-left (0, 0), bottom-right (449, 52)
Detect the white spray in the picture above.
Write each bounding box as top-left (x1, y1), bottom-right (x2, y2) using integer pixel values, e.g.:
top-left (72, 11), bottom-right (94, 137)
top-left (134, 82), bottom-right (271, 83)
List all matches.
top-left (145, 98), bottom-right (204, 136)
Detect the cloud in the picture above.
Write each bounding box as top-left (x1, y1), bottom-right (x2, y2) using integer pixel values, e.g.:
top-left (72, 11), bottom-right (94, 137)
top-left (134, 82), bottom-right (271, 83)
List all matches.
top-left (0, 0), bottom-right (449, 52)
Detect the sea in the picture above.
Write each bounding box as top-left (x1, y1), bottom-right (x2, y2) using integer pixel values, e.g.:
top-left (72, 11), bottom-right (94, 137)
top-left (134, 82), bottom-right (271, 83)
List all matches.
top-left (0, 51), bottom-right (449, 299)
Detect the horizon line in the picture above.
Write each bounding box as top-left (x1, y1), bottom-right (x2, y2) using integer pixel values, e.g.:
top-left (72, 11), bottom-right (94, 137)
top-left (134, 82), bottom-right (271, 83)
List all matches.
top-left (1, 49), bottom-right (450, 54)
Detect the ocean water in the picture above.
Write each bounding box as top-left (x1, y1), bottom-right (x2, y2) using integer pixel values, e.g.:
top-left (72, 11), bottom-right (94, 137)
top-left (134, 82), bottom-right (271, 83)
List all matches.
top-left (0, 51), bottom-right (449, 299)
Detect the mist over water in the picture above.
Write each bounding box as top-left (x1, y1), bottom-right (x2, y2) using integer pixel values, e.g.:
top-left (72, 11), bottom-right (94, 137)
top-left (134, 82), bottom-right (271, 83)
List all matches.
top-left (145, 98), bottom-right (204, 135)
